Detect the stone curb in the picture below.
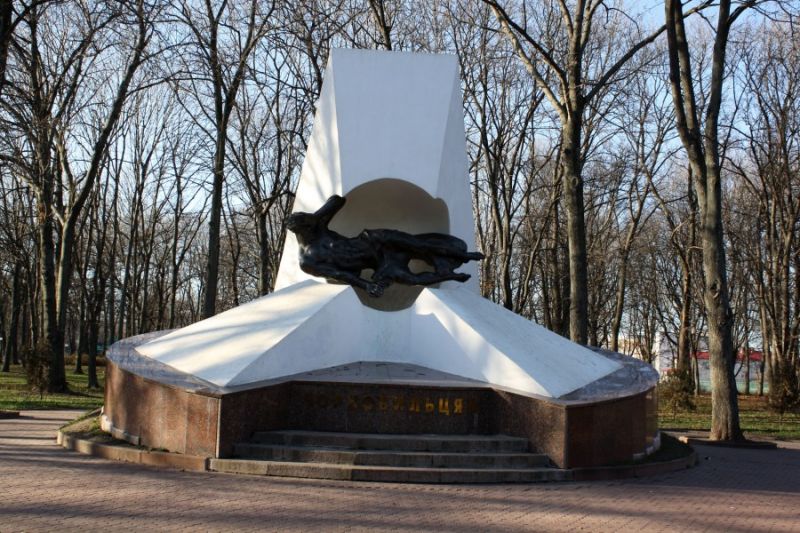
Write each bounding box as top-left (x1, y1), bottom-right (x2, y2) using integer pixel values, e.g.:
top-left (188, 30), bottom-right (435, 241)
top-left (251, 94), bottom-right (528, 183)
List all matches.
top-left (570, 450), bottom-right (698, 481)
top-left (57, 431), bottom-right (208, 472)
top-left (678, 436), bottom-right (778, 449)
top-left (57, 430), bottom-right (698, 483)
top-left (208, 458), bottom-right (570, 483)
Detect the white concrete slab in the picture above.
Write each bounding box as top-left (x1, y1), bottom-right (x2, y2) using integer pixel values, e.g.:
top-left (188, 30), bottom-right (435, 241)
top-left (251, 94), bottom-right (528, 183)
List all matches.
top-left (136, 282), bottom-right (620, 398)
top-left (411, 288), bottom-right (622, 398)
top-left (135, 281), bottom-right (350, 387)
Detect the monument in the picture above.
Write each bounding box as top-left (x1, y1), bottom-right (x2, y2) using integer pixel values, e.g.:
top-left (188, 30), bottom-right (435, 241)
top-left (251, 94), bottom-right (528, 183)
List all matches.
top-left (102, 49), bottom-right (659, 482)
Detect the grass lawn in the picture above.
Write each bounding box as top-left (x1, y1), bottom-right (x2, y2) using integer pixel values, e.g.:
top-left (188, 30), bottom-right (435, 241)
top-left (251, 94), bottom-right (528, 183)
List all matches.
top-left (659, 393), bottom-right (800, 440)
top-left (0, 364), bottom-right (105, 411)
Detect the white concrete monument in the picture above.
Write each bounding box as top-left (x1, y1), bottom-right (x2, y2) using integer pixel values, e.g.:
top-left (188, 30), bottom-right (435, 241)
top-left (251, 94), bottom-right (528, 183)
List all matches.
top-left (136, 49), bottom-right (621, 399)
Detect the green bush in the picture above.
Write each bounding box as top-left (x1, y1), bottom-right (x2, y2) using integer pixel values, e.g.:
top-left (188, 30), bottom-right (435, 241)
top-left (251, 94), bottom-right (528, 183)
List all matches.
top-left (21, 341), bottom-right (51, 398)
top-left (659, 369), bottom-right (696, 416)
top-left (768, 359), bottom-right (800, 417)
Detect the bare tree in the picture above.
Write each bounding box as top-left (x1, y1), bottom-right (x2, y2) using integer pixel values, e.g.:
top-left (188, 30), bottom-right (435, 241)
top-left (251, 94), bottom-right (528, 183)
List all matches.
top-left (0, 176), bottom-right (30, 371)
top-left (651, 169), bottom-right (701, 389)
top-left (453, 3), bottom-right (556, 313)
top-left (609, 54), bottom-right (672, 351)
top-left (663, 0), bottom-right (752, 440)
top-left (481, 0), bottom-right (672, 344)
top-left (227, 47), bottom-right (305, 296)
top-left (0, 0), bottom-right (151, 391)
top-left (165, 126), bottom-right (205, 328)
top-left (731, 19), bottom-right (800, 411)
top-left (172, 0), bottom-right (275, 319)
top-left (367, 0), bottom-right (393, 50)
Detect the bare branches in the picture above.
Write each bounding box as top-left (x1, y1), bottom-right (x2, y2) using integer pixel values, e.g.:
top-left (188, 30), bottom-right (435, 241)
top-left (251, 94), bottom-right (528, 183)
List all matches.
top-left (482, 0), bottom-right (566, 118)
top-left (0, 0), bottom-right (796, 404)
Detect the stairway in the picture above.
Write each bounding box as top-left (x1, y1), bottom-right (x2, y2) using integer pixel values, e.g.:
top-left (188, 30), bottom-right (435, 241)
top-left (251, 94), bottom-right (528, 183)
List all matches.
top-left (209, 430), bottom-right (570, 483)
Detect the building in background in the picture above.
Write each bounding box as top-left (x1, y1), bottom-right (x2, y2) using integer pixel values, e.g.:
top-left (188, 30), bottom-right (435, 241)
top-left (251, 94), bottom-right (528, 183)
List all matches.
top-left (651, 333), bottom-right (766, 394)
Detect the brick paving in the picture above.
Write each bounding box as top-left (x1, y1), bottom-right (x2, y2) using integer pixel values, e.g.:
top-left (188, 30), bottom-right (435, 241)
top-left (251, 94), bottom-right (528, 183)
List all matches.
top-left (1, 410), bottom-right (799, 532)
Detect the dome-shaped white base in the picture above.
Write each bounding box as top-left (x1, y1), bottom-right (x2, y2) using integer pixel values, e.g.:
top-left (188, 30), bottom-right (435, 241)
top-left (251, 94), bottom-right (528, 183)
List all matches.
top-left (135, 281), bottom-right (621, 399)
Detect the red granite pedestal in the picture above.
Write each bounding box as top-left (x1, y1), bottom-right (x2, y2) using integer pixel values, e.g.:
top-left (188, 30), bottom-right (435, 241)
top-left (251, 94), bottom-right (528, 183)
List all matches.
top-left (103, 332), bottom-right (658, 469)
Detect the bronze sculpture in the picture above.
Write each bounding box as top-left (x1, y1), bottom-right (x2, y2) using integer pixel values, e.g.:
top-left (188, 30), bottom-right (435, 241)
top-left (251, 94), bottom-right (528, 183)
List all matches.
top-left (287, 195), bottom-right (483, 297)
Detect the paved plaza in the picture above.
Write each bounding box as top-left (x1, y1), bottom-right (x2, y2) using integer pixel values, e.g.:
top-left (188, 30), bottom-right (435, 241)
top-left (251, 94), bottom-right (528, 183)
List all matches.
top-left (1, 410), bottom-right (799, 532)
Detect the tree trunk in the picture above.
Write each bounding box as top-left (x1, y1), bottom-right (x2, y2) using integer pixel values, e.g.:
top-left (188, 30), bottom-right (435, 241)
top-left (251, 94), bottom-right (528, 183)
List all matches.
top-left (547, 200), bottom-right (569, 338)
top-left (203, 132), bottom-right (225, 318)
top-left (87, 251), bottom-right (106, 389)
top-left (257, 212), bottom-right (272, 296)
top-left (0, 302), bottom-right (5, 368)
top-left (2, 262), bottom-right (22, 372)
top-left (117, 209), bottom-right (136, 340)
top-left (744, 347), bottom-right (751, 395)
top-left (74, 294), bottom-right (86, 374)
top-left (700, 163), bottom-right (743, 441)
top-left (562, 117), bottom-right (588, 344)
top-left (29, 7), bottom-right (66, 391)
top-left (675, 240), bottom-right (695, 394)
top-left (609, 258), bottom-right (628, 353)
top-left (665, 0), bottom-right (744, 441)
top-left (0, 0), bottom-right (12, 94)
top-left (87, 251), bottom-right (104, 389)
top-left (87, 264), bottom-right (104, 389)
top-left (677, 187), bottom-right (696, 385)
top-left (105, 267), bottom-right (116, 346)
top-left (39, 199), bottom-right (67, 392)
top-left (26, 263), bottom-right (37, 347)
top-left (693, 352), bottom-right (700, 395)
top-left (368, 0), bottom-right (393, 51)
top-left (139, 245), bottom-right (152, 332)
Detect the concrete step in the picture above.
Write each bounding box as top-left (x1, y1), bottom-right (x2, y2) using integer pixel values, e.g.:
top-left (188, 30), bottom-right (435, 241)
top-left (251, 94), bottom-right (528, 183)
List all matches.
top-left (209, 458), bottom-right (570, 483)
top-left (233, 442), bottom-right (550, 468)
top-left (249, 430), bottom-right (530, 453)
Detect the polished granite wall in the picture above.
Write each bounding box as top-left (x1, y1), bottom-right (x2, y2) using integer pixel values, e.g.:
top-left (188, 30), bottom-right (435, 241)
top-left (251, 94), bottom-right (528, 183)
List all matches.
top-left (104, 362), bottom-right (220, 457)
top-left (104, 358), bottom-right (657, 468)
